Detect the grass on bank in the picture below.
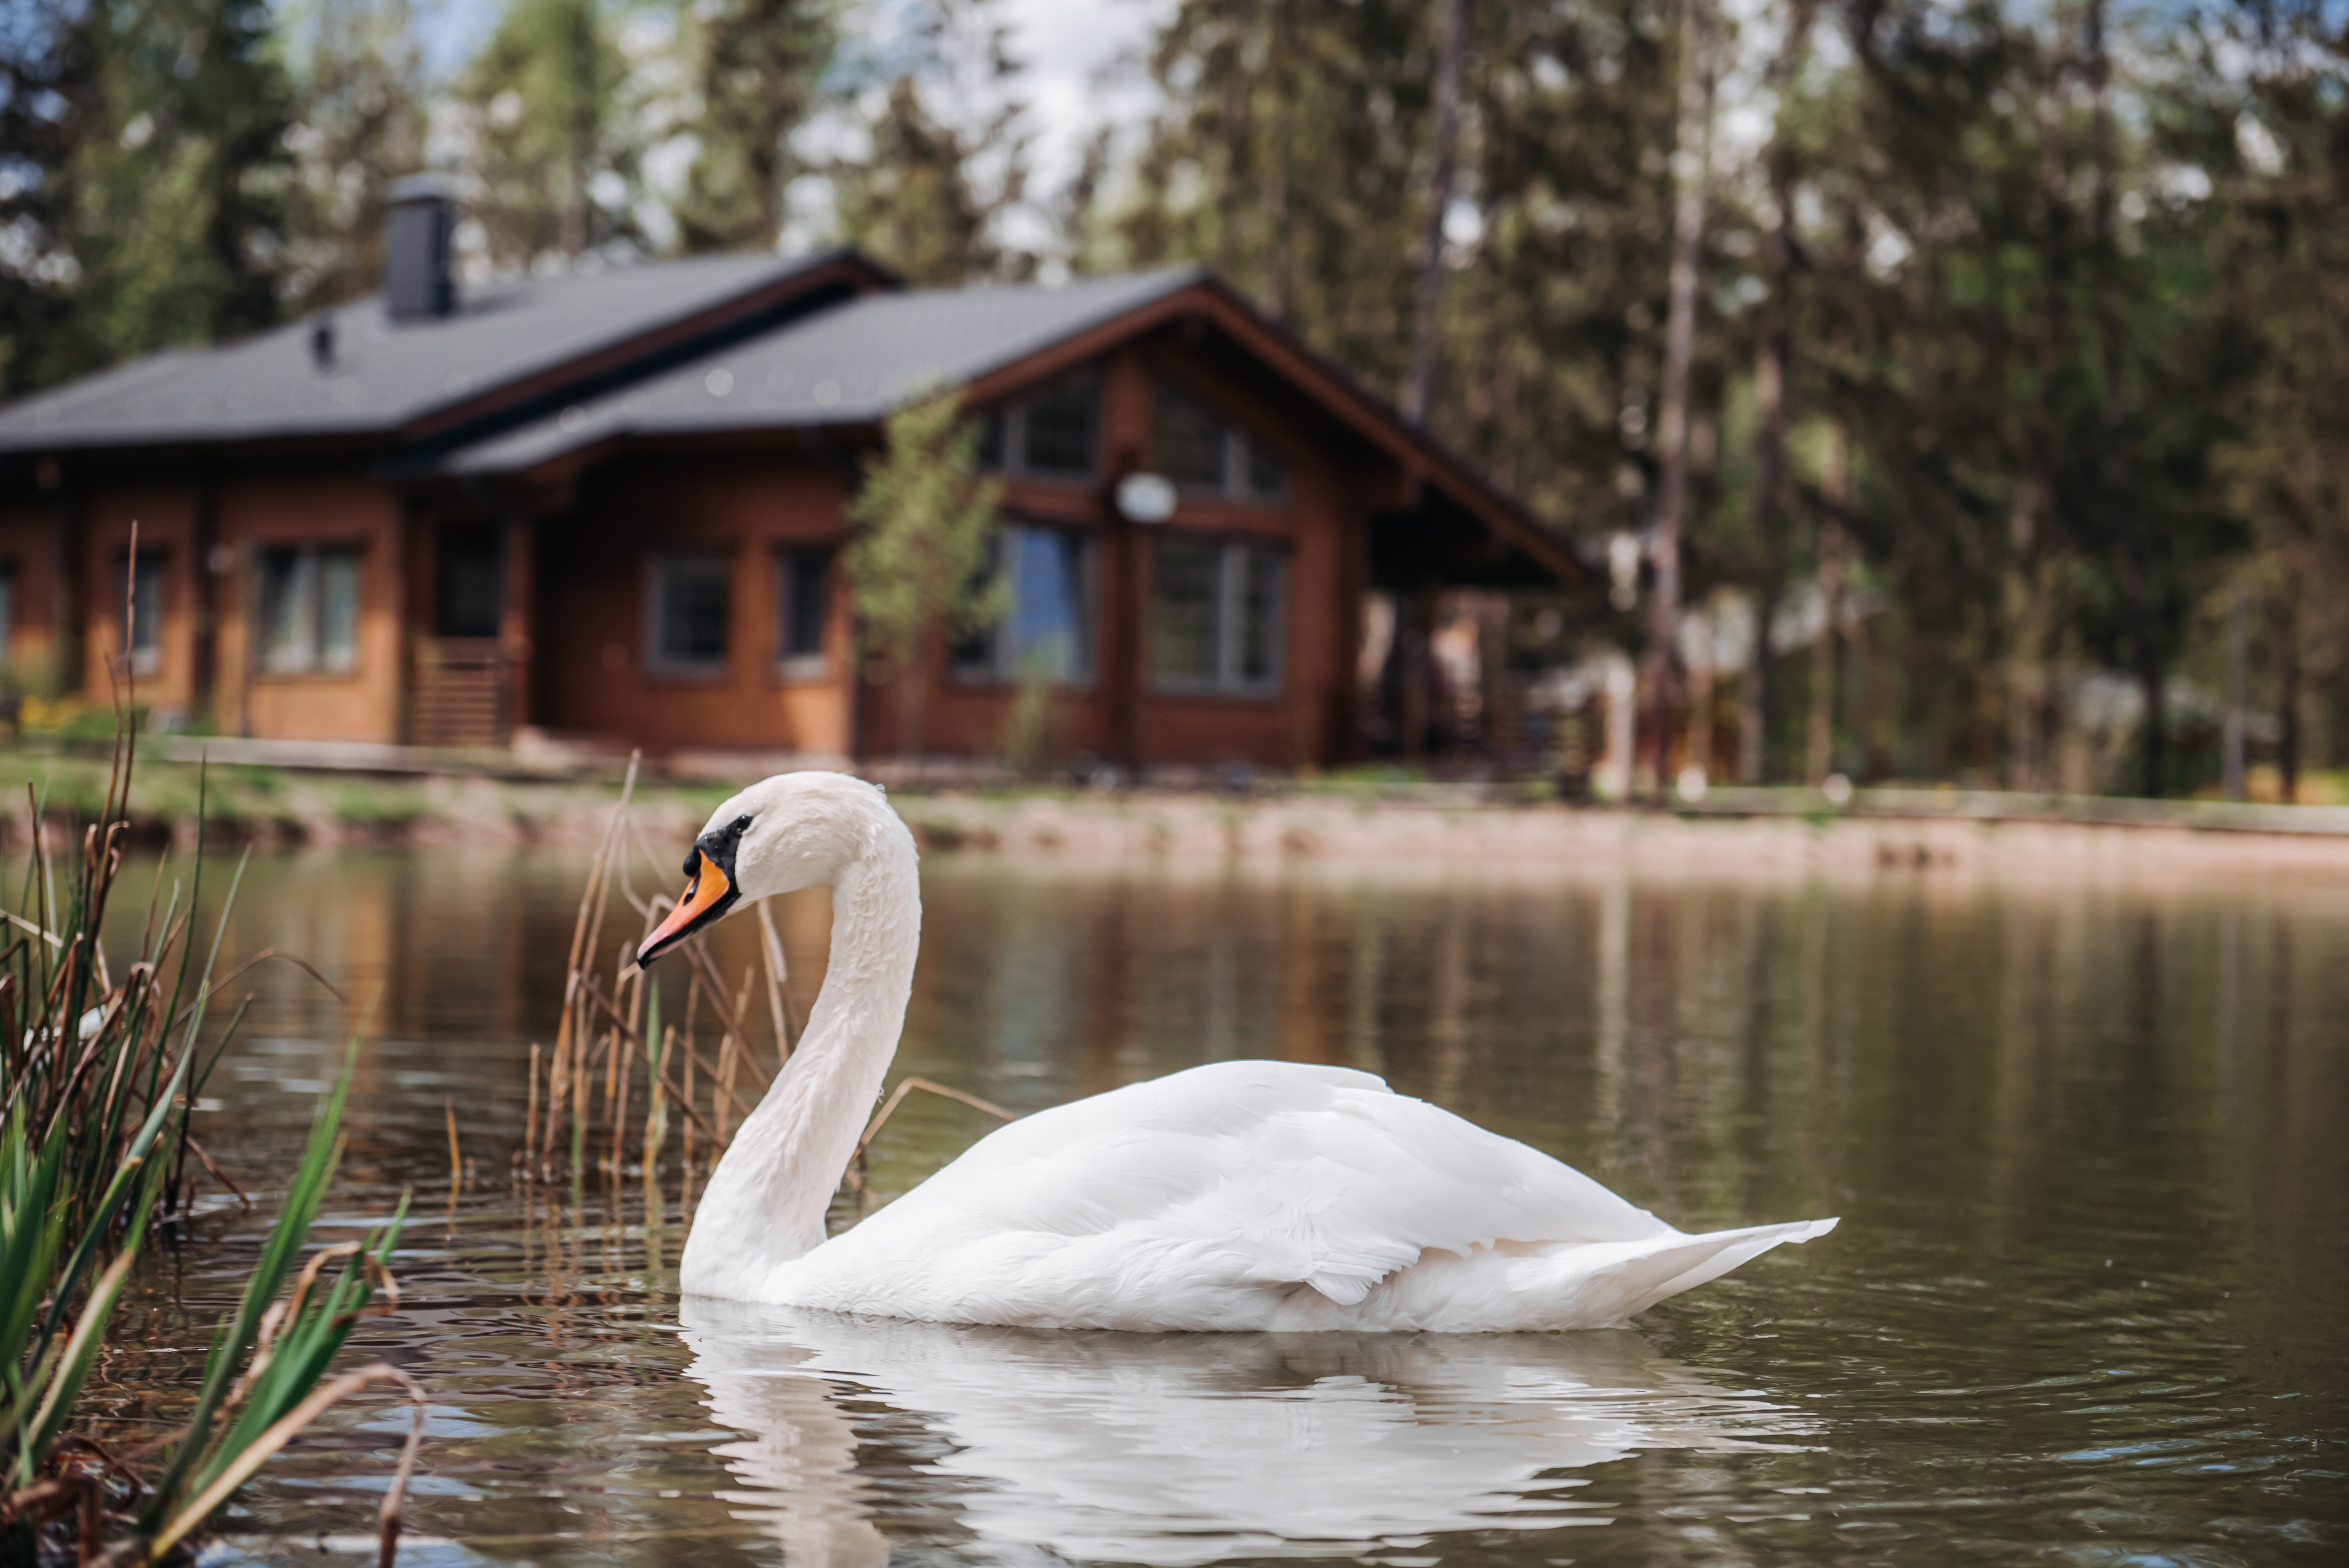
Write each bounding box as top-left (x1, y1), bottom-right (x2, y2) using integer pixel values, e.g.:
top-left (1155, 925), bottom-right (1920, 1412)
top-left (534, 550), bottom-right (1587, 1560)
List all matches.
top-left (0, 724), bottom-right (420, 1564)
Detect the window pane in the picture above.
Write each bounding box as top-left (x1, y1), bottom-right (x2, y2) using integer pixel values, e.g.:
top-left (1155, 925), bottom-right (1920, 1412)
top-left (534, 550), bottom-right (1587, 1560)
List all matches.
top-left (1008, 527), bottom-right (1089, 679)
top-left (1235, 544), bottom-right (1283, 687)
top-left (126, 556), bottom-right (164, 673)
top-left (977, 409), bottom-right (1005, 470)
top-left (1021, 377), bottom-right (1097, 477)
top-left (1245, 436), bottom-right (1289, 500)
top-left (318, 551), bottom-right (358, 673)
top-left (1155, 381), bottom-right (1224, 489)
top-left (1151, 534), bottom-right (1219, 686)
top-left (779, 548), bottom-right (830, 662)
top-left (0, 573), bottom-right (14, 661)
top-left (655, 554), bottom-right (731, 669)
top-left (258, 549), bottom-right (314, 674)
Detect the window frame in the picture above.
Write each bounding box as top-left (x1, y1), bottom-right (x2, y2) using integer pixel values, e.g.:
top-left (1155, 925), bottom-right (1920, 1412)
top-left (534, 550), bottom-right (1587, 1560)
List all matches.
top-left (1148, 532), bottom-right (1288, 699)
top-left (978, 370), bottom-right (1101, 482)
top-left (1151, 376), bottom-right (1290, 504)
top-left (645, 550), bottom-right (734, 678)
top-left (120, 551), bottom-right (166, 677)
top-left (252, 543), bottom-right (362, 679)
top-left (951, 521), bottom-right (1099, 688)
top-left (773, 544), bottom-right (833, 681)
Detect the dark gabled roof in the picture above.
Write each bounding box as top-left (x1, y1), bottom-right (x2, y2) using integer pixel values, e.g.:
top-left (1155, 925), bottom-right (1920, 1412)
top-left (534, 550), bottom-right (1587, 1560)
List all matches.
top-left (429, 267), bottom-right (1203, 475)
top-left (437, 262), bottom-right (1585, 586)
top-left (0, 248), bottom-right (881, 455)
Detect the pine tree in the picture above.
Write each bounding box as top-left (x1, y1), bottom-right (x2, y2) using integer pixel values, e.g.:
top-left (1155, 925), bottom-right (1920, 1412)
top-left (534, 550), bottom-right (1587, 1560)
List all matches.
top-left (278, 0), bottom-right (430, 309)
top-left (673, 0), bottom-right (835, 253)
top-left (828, 0), bottom-right (1030, 283)
top-left (0, 0), bottom-right (294, 389)
top-left (453, 0), bottom-right (644, 269)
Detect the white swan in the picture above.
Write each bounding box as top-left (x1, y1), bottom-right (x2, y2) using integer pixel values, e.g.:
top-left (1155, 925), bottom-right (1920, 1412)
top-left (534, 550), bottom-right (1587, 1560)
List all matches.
top-left (640, 772), bottom-right (1836, 1331)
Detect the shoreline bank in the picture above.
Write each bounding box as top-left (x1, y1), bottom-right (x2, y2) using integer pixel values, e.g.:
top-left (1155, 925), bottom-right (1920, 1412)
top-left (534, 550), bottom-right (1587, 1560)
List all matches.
top-left (5, 748), bottom-right (2347, 880)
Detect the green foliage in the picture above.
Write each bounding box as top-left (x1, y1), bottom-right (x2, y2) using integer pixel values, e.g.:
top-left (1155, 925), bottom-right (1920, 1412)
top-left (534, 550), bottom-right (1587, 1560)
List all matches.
top-left (674, 0), bottom-right (837, 252)
top-left (455, 0), bottom-right (644, 267)
top-left (844, 389), bottom-right (1006, 756)
top-left (0, 0), bottom-right (295, 398)
top-left (276, 0), bottom-right (431, 311)
top-left (829, 0), bottom-right (1031, 282)
top-left (0, 738), bottom-right (408, 1559)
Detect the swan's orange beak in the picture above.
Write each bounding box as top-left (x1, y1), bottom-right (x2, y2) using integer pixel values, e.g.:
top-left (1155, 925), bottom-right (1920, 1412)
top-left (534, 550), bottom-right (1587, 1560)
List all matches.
top-left (638, 852), bottom-right (733, 967)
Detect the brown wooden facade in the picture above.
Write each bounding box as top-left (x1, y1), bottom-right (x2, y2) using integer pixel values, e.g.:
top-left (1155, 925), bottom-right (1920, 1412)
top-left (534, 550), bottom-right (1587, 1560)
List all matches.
top-left (0, 266), bottom-right (1579, 770)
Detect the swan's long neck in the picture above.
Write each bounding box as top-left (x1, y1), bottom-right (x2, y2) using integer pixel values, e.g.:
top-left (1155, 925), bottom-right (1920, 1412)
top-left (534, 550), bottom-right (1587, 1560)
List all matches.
top-left (680, 829), bottom-right (920, 1298)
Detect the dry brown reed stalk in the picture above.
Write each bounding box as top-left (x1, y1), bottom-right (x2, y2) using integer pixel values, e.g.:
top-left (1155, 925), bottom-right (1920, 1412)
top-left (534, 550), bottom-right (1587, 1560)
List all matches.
top-left (573, 972), bottom-right (760, 1128)
top-left (610, 1029), bottom-right (631, 1175)
top-left (521, 1042), bottom-right (540, 1179)
top-left (850, 1078), bottom-right (1017, 1192)
top-left (444, 1098), bottom-right (461, 1192)
top-left (679, 985), bottom-right (698, 1185)
top-left (540, 753), bottom-right (639, 1179)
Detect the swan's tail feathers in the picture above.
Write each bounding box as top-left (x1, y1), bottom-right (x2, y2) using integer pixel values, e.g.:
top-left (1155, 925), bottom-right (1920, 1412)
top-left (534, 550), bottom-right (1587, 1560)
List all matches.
top-left (1577, 1217), bottom-right (1839, 1326)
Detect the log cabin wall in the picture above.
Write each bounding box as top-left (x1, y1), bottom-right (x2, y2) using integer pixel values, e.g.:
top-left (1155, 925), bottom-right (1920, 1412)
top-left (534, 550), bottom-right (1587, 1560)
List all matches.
top-left (529, 453), bottom-right (856, 756)
top-left (0, 498), bottom-right (70, 692)
top-left (210, 473), bottom-right (407, 742)
top-left (857, 335), bottom-right (1369, 772)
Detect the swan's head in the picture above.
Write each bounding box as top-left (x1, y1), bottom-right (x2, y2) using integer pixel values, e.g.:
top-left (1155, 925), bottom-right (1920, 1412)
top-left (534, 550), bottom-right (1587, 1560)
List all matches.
top-left (637, 771), bottom-right (903, 966)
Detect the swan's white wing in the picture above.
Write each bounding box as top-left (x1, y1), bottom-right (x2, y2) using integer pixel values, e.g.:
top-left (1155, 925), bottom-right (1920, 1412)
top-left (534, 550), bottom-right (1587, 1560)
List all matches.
top-left (786, 1060), bottom-right (1678, 1324)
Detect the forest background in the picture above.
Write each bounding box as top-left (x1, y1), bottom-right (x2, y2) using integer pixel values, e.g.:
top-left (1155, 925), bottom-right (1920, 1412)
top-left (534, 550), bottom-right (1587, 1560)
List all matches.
top-left (0, 0), bottom-right (2343, 799)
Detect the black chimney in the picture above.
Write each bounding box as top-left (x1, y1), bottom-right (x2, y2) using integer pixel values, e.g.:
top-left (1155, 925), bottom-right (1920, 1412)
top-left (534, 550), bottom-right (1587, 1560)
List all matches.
top-left (385, 173), bottom-right (458, 324)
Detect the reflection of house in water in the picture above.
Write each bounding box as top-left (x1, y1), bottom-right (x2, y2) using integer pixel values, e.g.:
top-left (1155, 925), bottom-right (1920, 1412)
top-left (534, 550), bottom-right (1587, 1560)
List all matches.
top-left (0, 180), bottom-right (1580, 772)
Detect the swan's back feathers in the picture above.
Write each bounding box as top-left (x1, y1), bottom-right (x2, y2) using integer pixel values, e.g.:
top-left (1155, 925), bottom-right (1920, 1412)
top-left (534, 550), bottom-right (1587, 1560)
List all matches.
top-left (776, 1060), bottom-right (1698, 1328)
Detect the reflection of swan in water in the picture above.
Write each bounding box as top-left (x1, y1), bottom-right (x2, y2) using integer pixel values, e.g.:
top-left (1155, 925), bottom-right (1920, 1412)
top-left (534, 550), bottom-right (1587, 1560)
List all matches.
top-left (681, 1297), bottom-right (1819, 1565)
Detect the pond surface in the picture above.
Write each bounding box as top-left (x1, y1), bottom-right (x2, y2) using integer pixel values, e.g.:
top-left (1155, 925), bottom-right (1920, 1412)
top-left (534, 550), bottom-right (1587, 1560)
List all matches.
top-left (99, 844), bottom-right (2349, 1566)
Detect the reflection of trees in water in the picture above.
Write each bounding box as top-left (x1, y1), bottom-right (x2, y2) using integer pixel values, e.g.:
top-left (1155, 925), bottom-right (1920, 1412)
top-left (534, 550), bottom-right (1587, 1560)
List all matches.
top-left (681, 1298), bottom-right (1818, 1564)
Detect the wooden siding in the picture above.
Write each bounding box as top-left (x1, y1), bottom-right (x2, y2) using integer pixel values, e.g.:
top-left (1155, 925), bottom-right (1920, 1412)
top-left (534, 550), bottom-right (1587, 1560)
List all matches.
top-left (211, 476), bottom-right (407, 742)
top-left (530, 456), bottom-right (855, 755)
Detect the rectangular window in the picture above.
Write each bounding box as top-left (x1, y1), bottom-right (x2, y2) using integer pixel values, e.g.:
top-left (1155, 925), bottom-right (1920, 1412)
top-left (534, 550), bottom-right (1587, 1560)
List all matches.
top-left (1020, 375), bottom-right (1098, 476)
top-left (1150, 535), bottom-right (1285, 695)
top-left (1243, 432), bottom-right (1290, 500)
top-left (650, 553), bottom-right (731, 674)
top-left (776, 547), bottom-right (831, 671)
top-left (257, 546), bottom-right (359, 675)
top-left (0, 568), bottom-right (16, 665)
top-left (954, 524), bottom-right (1095, 683)
top-left (122, 554), bottom-right (164, 676)
top-left (975, 373), bottom-right (1099, 479)
top-left (1155, 382), bottom-right (1225, 490)
top-left (1154, 378), bottom-right (1288, 501)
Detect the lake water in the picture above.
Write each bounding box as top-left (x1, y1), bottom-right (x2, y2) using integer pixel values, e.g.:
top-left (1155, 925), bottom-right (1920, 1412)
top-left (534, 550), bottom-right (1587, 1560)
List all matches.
top-left (101, 844), bottom-right (2349, 1566)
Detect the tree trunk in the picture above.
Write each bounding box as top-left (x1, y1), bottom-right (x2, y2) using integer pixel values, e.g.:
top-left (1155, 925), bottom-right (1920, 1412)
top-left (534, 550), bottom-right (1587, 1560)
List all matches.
top-left (1739, 571), bottom-right (1780, 783)
top-left (2276, 578), bottom-right (2301, 803)
top-left (1405, 0), bottom-right (1466, 424)
top-left (561, 0), bottom-right (596, 257)
top-left (1806, 426), bottom-right (1847, 786)
top-left (2222, 585), bottom-right (2247, 801)
top-left (1644, 0), bottom-right (1714, 800)
top-left (2086, 0), bottom-right (2162, 796)
top-left (1744, 0), bottom-right (1814, 788)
